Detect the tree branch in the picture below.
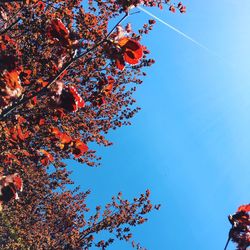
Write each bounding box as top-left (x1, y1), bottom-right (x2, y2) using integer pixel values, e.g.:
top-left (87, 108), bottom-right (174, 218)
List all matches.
top-left (0, 12), bottom-right (128, 121)
top-left (0, 16), bottom-right (21, 35)
top-left (224, 227), bottom-right (233, 250)
top-left (224, 235), bottom-right (230, 250)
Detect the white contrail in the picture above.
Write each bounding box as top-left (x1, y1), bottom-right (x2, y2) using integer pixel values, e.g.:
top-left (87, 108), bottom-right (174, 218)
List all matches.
top-left (137, 6), bottom-right (236, 69)
top-left (138, 6), bottom-right (211, 53)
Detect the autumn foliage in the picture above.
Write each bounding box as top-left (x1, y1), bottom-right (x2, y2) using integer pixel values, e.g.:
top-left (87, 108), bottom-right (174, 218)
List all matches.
top-left (0, 0), bottom-right (185, 249)
top-left (225, 204), bottom-right (250, 250)
top-left (0, 173), bottom-right (23, 206)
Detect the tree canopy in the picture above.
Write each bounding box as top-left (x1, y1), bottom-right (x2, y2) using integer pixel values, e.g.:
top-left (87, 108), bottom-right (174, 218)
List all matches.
top-left (0, 0), bottom-right (187, 249)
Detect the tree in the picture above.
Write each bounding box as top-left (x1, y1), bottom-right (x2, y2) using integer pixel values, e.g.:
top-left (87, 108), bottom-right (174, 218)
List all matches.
top-left (225, 204), bottom-right (250, 250)
top-left (0, 0), bottom-right (185, 249)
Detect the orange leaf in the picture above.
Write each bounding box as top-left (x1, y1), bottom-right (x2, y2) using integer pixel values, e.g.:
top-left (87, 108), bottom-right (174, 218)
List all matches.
top-left (123, 39), bottom-right (143, 59)
top-left (115, 57), bottom-right (125, 70)
top-left (17, 125), bottom-right (30, 141)
top-left (60, 133), bottom-right (72, 144)
top-left (37, 78), bottom-right (48, 87)
top-left (39, 118), bottom-right (45, 126)
top-left (51, 127), bottom-right (61, 138)
top-left (102, 83), bottom-right (113, 96)
top-left (73, 139), bottom-right (88, 158)
top-left (51, 127), bottom-right (72, 144)
top-left (3, 153), bottom-right (18, 164)
top-left (237, 204), bottom-right (250, 213)
top-left (117, 37), bottom-right (143, 66)
top-left (39, 149), bottom-right (54, 166)
top-left (124, 50), bottom-right (139, 65)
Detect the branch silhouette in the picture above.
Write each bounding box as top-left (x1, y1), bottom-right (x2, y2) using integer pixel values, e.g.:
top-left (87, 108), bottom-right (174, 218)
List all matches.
top-left (0, 12), bottom-right (128, 121)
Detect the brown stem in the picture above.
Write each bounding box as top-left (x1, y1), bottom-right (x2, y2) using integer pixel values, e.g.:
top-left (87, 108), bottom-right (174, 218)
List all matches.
top-left (224, 237), bottom-right (230, 250)
top-left (0, 5), bottom-right (23, 32)
top-left (0, 17), bottom-right (21, 35)
top-left (224, 229), bottom-right (232, 250)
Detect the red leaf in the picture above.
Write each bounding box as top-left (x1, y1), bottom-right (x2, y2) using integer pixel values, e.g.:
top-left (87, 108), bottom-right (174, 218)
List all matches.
top-left (122, 39), bottom-right (143, 58)
top-left (51, 127), bottom-right (72, 146)
top-left (39, 118), bottom-right (45, 126)
top-left (169, 5), bottom-right (176, 13)
top-left (102, 83), bottom-right (113, 96)
top-left (117, 37), bottom-right (143, 66)
top-left (17, 125), bottom-right (30, 141)
top-left (47, 18), bottom-right (70, 46)
top-left (39, 149), bottom-right (54, 166)
top-left (124, 50), bottom-right (140, 65)
top-left (59, 86), bottom-right (85, 112)
top-left (237, 204), bottom-right (250, 213)
top-left (73, 139), bottom-right (88, 158)
top-left (115, 57), bottom-right (125, 70)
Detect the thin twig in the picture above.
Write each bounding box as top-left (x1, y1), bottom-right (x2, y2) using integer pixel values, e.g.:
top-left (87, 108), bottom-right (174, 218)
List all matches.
top-left (224, 236), bottom-right (230, 250)
top-left (224, 229), bottom-right (232, 250)
top-left (0, 5), bottom-right (24, 31)
top-left (0, 17), bottom-right (20, 35)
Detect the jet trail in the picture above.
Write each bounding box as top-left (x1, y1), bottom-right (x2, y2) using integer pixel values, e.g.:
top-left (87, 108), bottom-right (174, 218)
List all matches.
top-left (138, 6), bottom-right (212, 53)
top-left (137, 6), bottom-right (236, 70)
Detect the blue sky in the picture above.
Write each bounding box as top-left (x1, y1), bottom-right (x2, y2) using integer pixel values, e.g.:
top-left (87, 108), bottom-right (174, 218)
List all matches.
top-left (70, 1), bottom-right (250, 249)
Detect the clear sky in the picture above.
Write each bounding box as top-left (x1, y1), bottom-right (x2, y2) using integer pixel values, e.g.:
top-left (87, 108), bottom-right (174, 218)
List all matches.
top-left (69, 1), bottom-right (250, 249)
